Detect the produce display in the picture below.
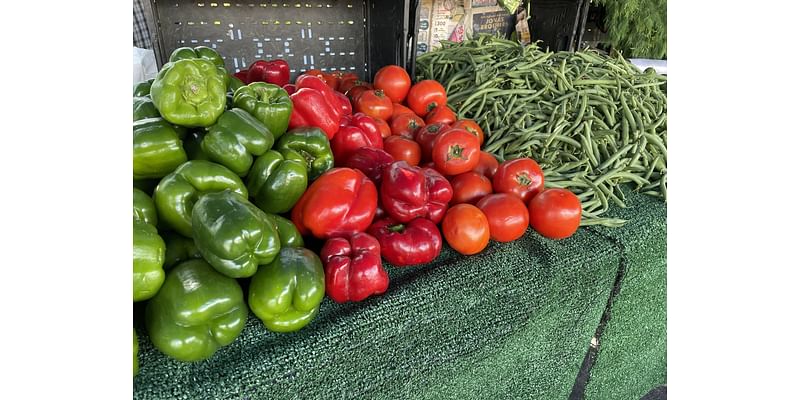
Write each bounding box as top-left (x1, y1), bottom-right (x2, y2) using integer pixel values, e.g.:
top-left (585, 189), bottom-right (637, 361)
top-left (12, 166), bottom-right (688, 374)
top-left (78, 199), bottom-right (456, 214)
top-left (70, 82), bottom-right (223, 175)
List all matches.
top-left (132, 39), bottom-right (667, 375)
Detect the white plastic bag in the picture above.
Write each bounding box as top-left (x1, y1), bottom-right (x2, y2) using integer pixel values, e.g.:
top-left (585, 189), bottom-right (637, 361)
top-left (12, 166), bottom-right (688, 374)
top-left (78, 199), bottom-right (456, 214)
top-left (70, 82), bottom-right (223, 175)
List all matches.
top-left (133, 46), bottom-right (158, 83)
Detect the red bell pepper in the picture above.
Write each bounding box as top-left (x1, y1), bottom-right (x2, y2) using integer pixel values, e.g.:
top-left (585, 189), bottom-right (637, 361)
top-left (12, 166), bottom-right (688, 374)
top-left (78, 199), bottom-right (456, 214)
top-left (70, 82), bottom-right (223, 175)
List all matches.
top-left (245, 59), bottom-right (290, 87)
top-left (367, 217), bottom-right (442, 266)
top-left (320, 232), bottom-right (389, 303)
top-left (380, 161), bottom-right (453, 224)
top-left (282, 84), bottom-right (296, 95)
top-left (291, 168), bottom-right (377, 239)
top-left (334, 91), bottom-right (352, 117)
top-left (289, 75), bottom-right (343, 139)
top-left (341, 147), bottom-right (394, 184)
top-left (330, 113), bottom-right (384, 165)
top-left (233, 70), bottom-right (250, 84)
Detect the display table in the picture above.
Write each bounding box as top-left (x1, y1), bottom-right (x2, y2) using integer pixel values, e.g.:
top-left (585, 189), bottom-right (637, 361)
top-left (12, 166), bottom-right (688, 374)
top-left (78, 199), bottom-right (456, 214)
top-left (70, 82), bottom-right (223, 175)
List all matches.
top-left (133, 188), bottom-right (666, 400)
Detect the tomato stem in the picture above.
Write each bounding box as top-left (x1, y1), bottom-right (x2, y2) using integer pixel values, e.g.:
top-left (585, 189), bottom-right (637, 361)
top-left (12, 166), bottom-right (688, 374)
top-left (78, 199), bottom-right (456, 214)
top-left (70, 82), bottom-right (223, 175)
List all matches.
top-left (516, 172), bottom-right (532, 186)
top-left (447, 144), bottom-right (464, 161)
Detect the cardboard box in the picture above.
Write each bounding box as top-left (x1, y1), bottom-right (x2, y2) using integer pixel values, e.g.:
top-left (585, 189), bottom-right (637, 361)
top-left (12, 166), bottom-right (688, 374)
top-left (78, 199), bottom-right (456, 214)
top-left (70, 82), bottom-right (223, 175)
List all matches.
top-left (416, 0), bottom-right (513, 55)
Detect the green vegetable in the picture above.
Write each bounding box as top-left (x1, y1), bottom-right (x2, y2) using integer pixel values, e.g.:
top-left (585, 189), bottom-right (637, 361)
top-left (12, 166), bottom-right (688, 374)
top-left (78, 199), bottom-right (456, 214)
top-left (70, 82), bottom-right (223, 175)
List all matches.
top-left (233, 82), bottom-right (293, 140)
top-left (266, 213), bottom-right (304, 248)
top-left (133, 188), bottom-right (158, 226)
top-left (150, 59), bottom-right (227, 128)
top-left (133, 96), bottom-right (160, 121)
top-left (183, 130), bottom-right (209, 161)
top-left (162, 231), bottom-right (202, 270)
top-left (168, 46), bottom-right (231, 90)
top-left (246, 150), bottom-right (308, 214)
top-left (274, 127), bottom-right (334, 180)
top-left (145, 259), bottom-right (248, 362)
top-left (201, 108), bottom-right (275, 176)
top-left (598, 0), bottom-right (667, 60)
top-left (133, 79), bottom-right (154, 97)
top-left (133, 117), bottom-right (188, 180)
top-left (228, 76), bottom-right (245, 93)
top-left (133, 221), bottom-right (166, 301)
top-left (248, 247), bottom-right (325, 333)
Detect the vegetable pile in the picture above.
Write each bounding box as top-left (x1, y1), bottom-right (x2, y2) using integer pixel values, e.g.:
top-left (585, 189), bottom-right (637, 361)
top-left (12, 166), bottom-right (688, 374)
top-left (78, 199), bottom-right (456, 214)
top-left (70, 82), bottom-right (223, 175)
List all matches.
top-left (416, 35), bottom-right (667, 227)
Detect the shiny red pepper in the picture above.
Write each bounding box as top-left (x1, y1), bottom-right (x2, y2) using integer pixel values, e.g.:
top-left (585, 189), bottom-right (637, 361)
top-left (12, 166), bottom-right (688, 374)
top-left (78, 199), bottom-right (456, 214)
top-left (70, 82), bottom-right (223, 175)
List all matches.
top-left (245, 59), bottom-right (290, 87)
top-left (282, 84), bottom-right (296, 95)
top-left (291, 168), bottom-right (377, 239)
top-left (334, 91), bottom-right (352, 117)
top-left (320, 232), bottom-right (388, 303)
top-left (330, 113), bottom-right (384, 165)
top-left (367, 217), bottom-right (442, 266)
top-left (380, 161), bottom-right (453, 224)
top-left (289, 75), bottom-right (343, 139)
top-left (341, 147), bottom-right (394, 184)
top-left (233, 70), bottom-right (250, 84)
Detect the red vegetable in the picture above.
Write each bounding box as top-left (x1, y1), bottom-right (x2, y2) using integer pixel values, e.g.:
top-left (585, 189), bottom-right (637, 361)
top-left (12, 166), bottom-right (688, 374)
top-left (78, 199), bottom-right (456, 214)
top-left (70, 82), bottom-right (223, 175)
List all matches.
top-left (383, 136), bottom-right (421, 166)
top-left (288, 75), bottom-right (344, 139)
top-left (368, 217), bottom-right (442, 266)
top-left (380, 161), bottom-right (453, 224)
top-left (441, 204), bottom-right (490, 256)
top-left (528, 188), bottom-right (582, 239)
top-left (342, 147), bottom-right (394, 184)
top-left (407, 80), bottom-right (447, 117)
top-left (391, 103), bottom-right (416, 120)
top-left (414, 122), bottom-right (450, 163)
top-left (450, 171), bottom-right (492, 205)
top-left (493, 158), bottom-right (545, 203)
top-left (246, 59), bottom-right (290, 87)
top-left (431, 128), bottom-right (481, 176)
top-left (373, 65), bottom-right (411, 103)
top-left (425, 105), bottom-right (457, 126)
top-left (355, 89), bottom-right (393, 121)
top-left (320, 233), bottom-right (389, 303)
top-left (334, 91), bottom-right (352, 116)
top-left (282, 83), bottom-right (297, 95)
top-left (473, 151), bottom-right (499, 179)
top-left (340, 78), bottom-right (371, 95)
top-left (330, 113), bottom-right (383, 165)
top-left (476, 193), bottom-right (529, 242)
top-left (451, 119), bottom-right (485, 147)
top-left (301, 69), bottom-right (338, 89)
top-left (233, 70), bottom-right (250, 84)
top-left (373, 117), bottom-right (392, 138)
top-left (390, 113), bottom-right (425, 138)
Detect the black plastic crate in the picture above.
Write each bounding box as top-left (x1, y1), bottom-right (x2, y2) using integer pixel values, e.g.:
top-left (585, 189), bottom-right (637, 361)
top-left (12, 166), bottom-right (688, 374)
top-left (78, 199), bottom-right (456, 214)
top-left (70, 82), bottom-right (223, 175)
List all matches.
top-left (143, 0), bottom-right (419, 80)
top-left (526, 0), bottom-right (589, 52)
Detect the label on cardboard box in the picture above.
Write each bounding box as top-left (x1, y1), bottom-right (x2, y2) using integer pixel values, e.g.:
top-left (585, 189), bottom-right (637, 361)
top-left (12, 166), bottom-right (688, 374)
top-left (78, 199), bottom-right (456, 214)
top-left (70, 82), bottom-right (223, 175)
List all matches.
top-left (417, 0), bottom-right (513, 55)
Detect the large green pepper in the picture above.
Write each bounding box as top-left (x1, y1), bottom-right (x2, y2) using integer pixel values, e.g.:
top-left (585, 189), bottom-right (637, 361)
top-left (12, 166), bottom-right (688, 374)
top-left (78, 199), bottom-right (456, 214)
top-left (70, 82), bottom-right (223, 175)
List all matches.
top-left (145, 259), bottom-right (247, 362)
top-left (248, 247), bottom-right (325, 332)
top-left (153, 160), bottom-right (247, 237)
top-left (133, 96), bottom-right (160, 121)
top-left (133, 188), bottom-right (158, 226)
top-left (168, 46), bottom-right (230, 90)
top-left (162, 231), bottom-right (202, 270)
top-left (133, 79), bottom-right (154, 97)
top-left (183, 130), bottom-right (209, 161)
top-left (233, 82), bottom-right (292, 140)
top-left (246, 150), bottom-right (307, 214)
top-left (275, 127), bottom-right (334, 180)
top-left (133, 118), bottom-right (188, 180)
top-left (228, 76), bottom-right (245, 93)
top-left (133, 328), bottom-right (139, 376)
top-left (150, 59), bottom-right (227, 128)
top-left (192, 190), bottom-right (280, 278)
top-left (201, 108), bottom-right (275, 177)
top-left (266, 213), bottom-right (304, 248)
top-left (133, 221), bottom-right (166, 302)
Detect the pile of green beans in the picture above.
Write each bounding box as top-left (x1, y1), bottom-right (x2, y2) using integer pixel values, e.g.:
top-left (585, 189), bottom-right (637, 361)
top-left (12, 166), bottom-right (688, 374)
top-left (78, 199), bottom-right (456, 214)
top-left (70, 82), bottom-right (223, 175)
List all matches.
top-left (416, 35), bottom-right (667, 227)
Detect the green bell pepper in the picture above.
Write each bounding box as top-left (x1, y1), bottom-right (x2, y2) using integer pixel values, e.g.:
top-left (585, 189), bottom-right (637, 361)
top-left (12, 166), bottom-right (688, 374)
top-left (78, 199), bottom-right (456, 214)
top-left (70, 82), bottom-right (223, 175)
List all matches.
top-left (133, 96), bottom-right (160, 121)
top-left (266, 213), bottom-right (304, 248)
top-left (162, 231), bottom-right (202, 270)
top-left (168, 46), bottom-right (230, 89)
top-left (133, 79), bottom-right (154, 97)
top-left (145, 259), bottom-right (248, 362)
top-left (133, 221), bottom-right (166, 302)
top-left (275, 127), bottom-right (334, 180)
top-left (228, 76), bottom-right (245, 93)
top-left (153, 160), bottom-right (247, 237)
top-left (201, 108), bottom-right (275, 177)
top-left (133, 188), bottom-right (158, 226)
top-left (248, 246), bottom-right (325, 333)
top-left (150, 59), bottom-right (227, 128)
top-left (233, 82), bottom-right (292, 140)
top-left (133, 328), bottom-right (139, 376)
top-left (192, 190), bottom-right (280, 278)
top-left (183, 130), bottom-right (209, 161)
top-left (246, 150), bottom-right (308, 214)
top-left (133, 118), bottom-right (189, 180)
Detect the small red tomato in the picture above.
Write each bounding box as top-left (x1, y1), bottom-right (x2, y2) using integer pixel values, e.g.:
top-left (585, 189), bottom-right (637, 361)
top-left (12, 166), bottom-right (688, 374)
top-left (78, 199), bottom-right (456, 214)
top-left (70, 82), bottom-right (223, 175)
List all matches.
top-left (333, 72), bottom-right (360, 92)
top-left (383, 135), bottom-right (421, 166)
top-left (340, 78), bottom-right (371, 95)
top-left (450, 171), bottom-right (492, 205)
top-left (492, 158), bottom-right (545, 203)
top-left (390, 113), bottom-right (425, 138)
top-left (431, 128), bottom-right (480, 176)
top-left (373, 117), bottom-right (392, 138)
top-left (355, 89), bottom-right (393, 121)
top-left (473, 151), bottom-right (500, 179)
top-left (392, 103), bottom-right (416, 120)
top-left (528, 188), bottom-right (582, 239)
top-left (476, 193), bottom-right (529, 242)
top-left (451, 119), bottom-right (485, 147)
top-left (441, 204), bottom-right (490, 256)
top-left (425, 105), bottom-right (457, 126)
top-left (407, 80), bottom-right (447, 117)
top-left (373, 65), bottom-right (412, 104)
top-left (414, 122), bottom-right (450, 162)
top-left (346, 85), bottom-right (372, 104)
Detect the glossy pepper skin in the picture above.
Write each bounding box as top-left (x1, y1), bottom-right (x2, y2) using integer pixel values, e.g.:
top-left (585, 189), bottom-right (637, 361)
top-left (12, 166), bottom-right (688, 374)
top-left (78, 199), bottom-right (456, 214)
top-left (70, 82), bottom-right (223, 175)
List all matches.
top-left (133, 96), bottom-right (160, 121)
top-left (248, 247), bottom-right (325, 333)
top-left (192, 190), bottom-right (281, 279)
top-left (145, 259), bottom-right (248, 362)
top-left (133, 188), bottom-right (158, 226)
top-left (331, 113), bottom-right (384, 165)
top-left (162, 231), bottom-right (202, 270)
top-left (153, 160), bottom-right (248, 237)
top-left (341, 147), bottom-right (394, 185)
top-left (291, 168), bottom-right (377, 239)
top-left (201, 108), bottom-right (275, 176)
top-left (245, 150), bottom-right (308, 214)
top-left (367, 217), bottom-right (442, 266)
top-left (246, 59), bottom-right (290, 88)
top-left (380, 161), bottom-right (453, 224)
top-left (233, 82), bottom-right (293, 140)
top-left (168, 46), bottom-right (230, 89)
top-left (288, 75), bottom-right (343, 139)
top-left (320, 232), bottom-right (388, 303)
top-left (266, 213), bottom-right (304, 248)
top-left (275, 127), bottom-right (334, 180)
top-left (133, 117), bottom-right (188, 180)
top-left (150, 59), bottom-right (227, 128)
top-left (133, 221), bottom-right (166, 301)
top-left (133, 79), bottom-right (154, 97)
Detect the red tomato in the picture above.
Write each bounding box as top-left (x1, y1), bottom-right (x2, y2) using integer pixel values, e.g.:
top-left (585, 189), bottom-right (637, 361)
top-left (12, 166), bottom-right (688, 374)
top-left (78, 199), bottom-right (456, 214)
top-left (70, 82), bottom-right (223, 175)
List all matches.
top-left (451, 119), bottom-right (485, 147)
top-left (346, 85), bottom-right (372, 104)
top-left (473, 151), bottom-right (499, 178)
top-left (492, 158), bottom-right (545, 203)
top-left (390, 113), bottom-right (425, 138)
top-left (373, 65), bottom-right (412, 104)
top-left (476, 193), bottom-right (529, 242)
top-left (450, 171), bottom-right (492, 205)
top-left (333, 72), bottom-right (359, 92)
top-left (373, 117), bottom-right (392, 138)
top-left (442, 204), bottom-right (490, 255)
top-left (431, 128), bottom-right (480, 176)
top-left (392, 103), bottom-right (416, 120)
top-left (407, 80), bottom-right (447, 117)
top-left (414, 122), bottom-right (450, 162)
top-left (340, 78), bottom-right (371, 94)
top-left (355, 89), bottom-right (393, 121)
top-left (425, 105), bottom-right (457, 126)
top-left (383, 135), bottom-right (421, 166)
top-left (528, 188), bottom-right (582, 239)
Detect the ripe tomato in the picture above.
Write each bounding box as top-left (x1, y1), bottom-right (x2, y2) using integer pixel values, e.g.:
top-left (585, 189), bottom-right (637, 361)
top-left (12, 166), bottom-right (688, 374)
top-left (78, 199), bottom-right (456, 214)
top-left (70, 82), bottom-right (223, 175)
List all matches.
top-left (383, 135), bottom-right (421, 166)
top-left (425, 105), bottom-right (457, 126)
top-left (392, 103), bottom-right (416, 120)
top-left (473, 151), bottom-right (499, 179)
top-left (476, 193), bottom-right (529, 242)
top-left (442, 204), bottom-right (490, 255)
top-left (373, 117), bottom-right (392, 138)
top-left (528, 188), bottom-right (582, 239)
top-left (340, 78), bottom-right (372, 95)
top-left (346, 85), bottom-right (372, 104)
top-left (373, 65), bottom-right (412, 103)
top-left (390, 113), bottom-right (425, 138)
top-left (414, 122), bottom-right (450, 163)
top-left (450, 171), bottom-right (492, 205)
top-left (355, 89), bottom-right (393, 121)
top-left (431, 128), bottom-right (480, 175)
top-left (333, 72), bottom-right (359, 92)
top-left (407, 80), bottom-right (447, 117)
top-left (492, 158), bottom-right (545, 203)
top-left (451, 119), bottom-right (485, 147)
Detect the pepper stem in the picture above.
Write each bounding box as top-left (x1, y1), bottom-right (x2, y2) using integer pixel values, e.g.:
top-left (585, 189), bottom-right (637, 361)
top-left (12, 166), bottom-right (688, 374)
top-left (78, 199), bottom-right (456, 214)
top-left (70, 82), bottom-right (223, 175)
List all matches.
top-left (387, 224), bottom-right (406, 233)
